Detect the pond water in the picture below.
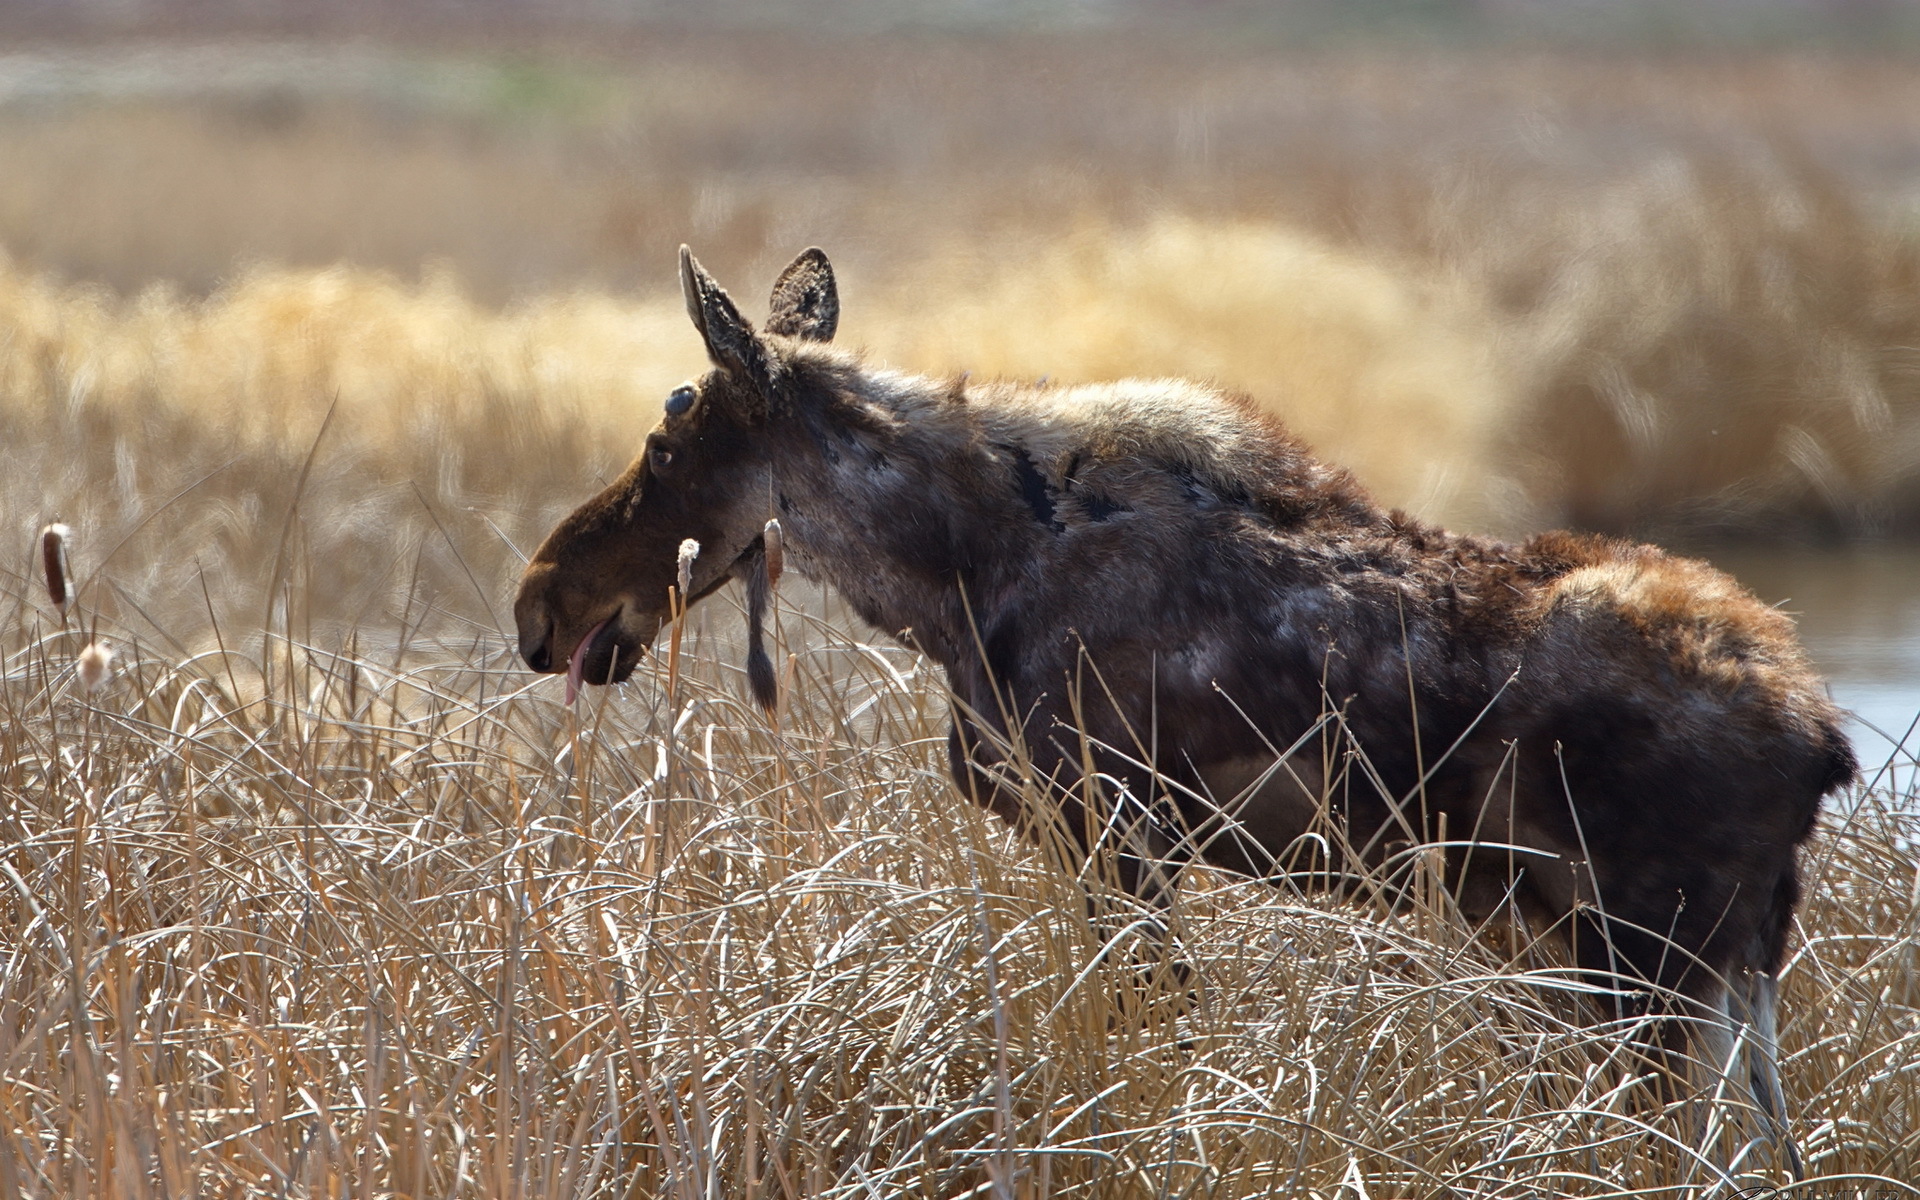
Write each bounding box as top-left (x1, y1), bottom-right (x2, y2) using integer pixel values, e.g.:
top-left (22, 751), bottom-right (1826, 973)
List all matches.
top-left (1704, 545), bottom-right (1920, 789)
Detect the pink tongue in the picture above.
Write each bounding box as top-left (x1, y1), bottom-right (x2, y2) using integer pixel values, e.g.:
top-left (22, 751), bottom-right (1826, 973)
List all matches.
top-left (564, 617), bottom-right (612, 706)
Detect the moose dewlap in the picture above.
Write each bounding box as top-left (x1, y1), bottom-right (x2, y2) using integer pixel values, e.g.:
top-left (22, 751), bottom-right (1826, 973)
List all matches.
top-left (514, 246), bottom-right (1854, 1172)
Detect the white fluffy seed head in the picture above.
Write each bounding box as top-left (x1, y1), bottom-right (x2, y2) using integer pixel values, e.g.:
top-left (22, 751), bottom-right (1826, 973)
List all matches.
top-left (40, 523), bottom-right (71, 616)
top-left (677, 538), bottom-right (700, 602)
top-left (77, 641), bottom-right (114, 694)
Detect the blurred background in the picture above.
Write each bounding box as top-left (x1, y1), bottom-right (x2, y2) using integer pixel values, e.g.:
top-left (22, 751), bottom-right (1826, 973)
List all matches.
top-left (5, 0), bottom-right (1920, 748)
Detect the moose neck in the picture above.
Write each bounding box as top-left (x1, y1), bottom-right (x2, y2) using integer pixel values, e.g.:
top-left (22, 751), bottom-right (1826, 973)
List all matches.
top-left (757, 359), bottom-right (1041, 676)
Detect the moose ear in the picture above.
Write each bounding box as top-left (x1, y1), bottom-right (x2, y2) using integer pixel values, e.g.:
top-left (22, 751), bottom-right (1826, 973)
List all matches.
top-left (679, 246), bottom-right (773, 391)
top-left (765, 248), bottom-right (839, 343)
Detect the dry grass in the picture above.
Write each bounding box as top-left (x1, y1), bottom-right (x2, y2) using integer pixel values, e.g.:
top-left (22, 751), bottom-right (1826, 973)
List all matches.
top-left (1, 569), bottom-right (1915, 1196)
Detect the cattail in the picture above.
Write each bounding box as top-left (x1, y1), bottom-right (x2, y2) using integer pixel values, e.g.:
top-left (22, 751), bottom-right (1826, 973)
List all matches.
top-left (76, 641), bottom-right (114, 694)
top-left (664, 538), bottom-right (701, 724)
top-left (763, 518), bottom-right (784, 591)
top-left (40, 523), bottom-right (71, 617)
top-left (677, 538), bottom-right (700, 606)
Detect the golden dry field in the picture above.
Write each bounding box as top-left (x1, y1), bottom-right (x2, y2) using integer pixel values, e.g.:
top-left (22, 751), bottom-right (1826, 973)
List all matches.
top-left (3, 25), bottom-right (1920, 1196)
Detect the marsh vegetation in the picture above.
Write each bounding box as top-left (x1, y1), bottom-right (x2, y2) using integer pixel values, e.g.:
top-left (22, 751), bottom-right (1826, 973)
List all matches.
top-left (3, 23), bottom-right (1919, 1195)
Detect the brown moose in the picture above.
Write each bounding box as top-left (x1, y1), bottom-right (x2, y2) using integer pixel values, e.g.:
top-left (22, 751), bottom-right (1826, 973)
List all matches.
top-left (514, 248), bottom-right (1855, 1175)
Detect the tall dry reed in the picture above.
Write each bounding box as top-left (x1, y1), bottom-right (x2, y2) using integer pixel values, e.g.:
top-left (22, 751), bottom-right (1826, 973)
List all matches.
top-left (0, 566), bottom-right (1914, 1195)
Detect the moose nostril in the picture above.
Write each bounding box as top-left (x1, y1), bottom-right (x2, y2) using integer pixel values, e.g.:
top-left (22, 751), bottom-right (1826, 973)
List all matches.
top-left (524, 622), bottom-right (554, 673)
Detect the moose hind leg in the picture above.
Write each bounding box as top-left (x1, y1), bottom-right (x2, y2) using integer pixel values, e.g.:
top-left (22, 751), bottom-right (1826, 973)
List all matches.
top-left (1728, 969), bottom-right (1805, 1180)
top-left (1560, 881), bottom-right (1807, 1181)
top-left (1564, 906), bottom-right (1702, 1088)
top-left (1682, 972), bottom-right (1804, 1183)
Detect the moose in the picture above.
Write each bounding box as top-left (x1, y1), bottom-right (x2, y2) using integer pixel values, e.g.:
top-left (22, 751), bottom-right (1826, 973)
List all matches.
top-left (515, 247), bottom-right (1855, 1173)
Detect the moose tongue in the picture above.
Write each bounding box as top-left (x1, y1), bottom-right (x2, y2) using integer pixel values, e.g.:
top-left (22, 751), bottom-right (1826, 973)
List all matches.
top-left (565, 617), bottom-right (613, 706)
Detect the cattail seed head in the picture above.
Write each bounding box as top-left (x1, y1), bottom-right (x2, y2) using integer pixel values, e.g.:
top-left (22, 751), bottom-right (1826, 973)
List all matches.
top-left (677, 538), bottom-right (700, 603)
top-left (40, 523), bottom-right (71, 616)
top-left (763, 518), bottom-right (784, 591)
top-left (77, 641), bottom-right (114, 694)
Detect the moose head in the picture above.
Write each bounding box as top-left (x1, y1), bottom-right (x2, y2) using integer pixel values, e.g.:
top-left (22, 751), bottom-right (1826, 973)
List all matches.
top-left (513, 247), bottom-right (839, 703)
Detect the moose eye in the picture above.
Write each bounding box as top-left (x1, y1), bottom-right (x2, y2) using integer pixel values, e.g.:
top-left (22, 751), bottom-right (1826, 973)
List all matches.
top-left (665, 384), bottom-right (696, 417)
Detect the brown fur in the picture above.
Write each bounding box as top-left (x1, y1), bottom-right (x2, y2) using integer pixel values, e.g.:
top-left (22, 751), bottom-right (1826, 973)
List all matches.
top-left (515, 249), bottom-right (1854, 1168)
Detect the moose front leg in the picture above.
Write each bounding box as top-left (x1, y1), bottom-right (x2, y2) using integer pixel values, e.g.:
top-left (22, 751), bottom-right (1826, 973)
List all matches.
top-left (944, 718), bottom-right (1180, 902)
top-left (945, 718), bottom-right (1192, 1005)
top-left (945, 720), bottom-right (1029, 831)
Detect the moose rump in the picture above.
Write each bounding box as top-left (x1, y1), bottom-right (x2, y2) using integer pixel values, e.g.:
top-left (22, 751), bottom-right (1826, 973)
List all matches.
top-left (513, 246), bottom-right (1855, 1175)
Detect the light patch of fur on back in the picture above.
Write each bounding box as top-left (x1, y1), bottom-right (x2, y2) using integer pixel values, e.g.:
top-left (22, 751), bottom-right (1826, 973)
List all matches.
top-left (974, 378), bottom-right (1288, 493)
top-left (833, 365), bottom-right (945, 430)
top-left (794, 345), bottom-right (1304, 501)
top-left (1549, 554), bottom-right (1829, 718)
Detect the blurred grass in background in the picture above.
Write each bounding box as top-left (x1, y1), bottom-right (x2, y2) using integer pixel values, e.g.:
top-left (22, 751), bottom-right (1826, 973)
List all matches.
top-left (6, 20), bottom-right (1920, 641)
